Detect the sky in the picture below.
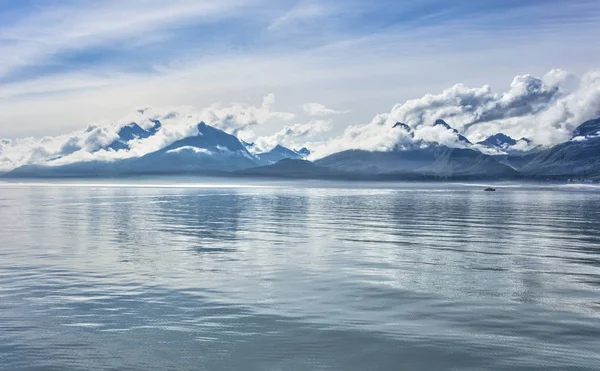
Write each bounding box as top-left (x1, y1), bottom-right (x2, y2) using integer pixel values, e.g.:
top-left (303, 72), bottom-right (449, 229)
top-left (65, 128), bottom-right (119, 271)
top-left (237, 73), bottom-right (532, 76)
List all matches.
top-left (1, 0), bottom-right (600, 169)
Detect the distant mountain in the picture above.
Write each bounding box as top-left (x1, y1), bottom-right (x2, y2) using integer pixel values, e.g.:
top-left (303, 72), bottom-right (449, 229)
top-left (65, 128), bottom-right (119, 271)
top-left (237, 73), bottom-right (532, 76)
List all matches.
top-left (572, 118), bottom-right (600, 138)
top-left (7, 122), bottom-right (258, 177)
top-left (256, 145), bottom-right (303, 165)
top-left (314, 145), bottom-right (517, 179)
top-left (393, 122), bottom-right (411, 132)
top-left (500, 118), bottom-right (600, 179)
top-left (518, 136), bottom-right (600, 179)
top-left (477, 133), bottom-right (534, 154)
top-left (110, 122), bottom-right (257, 174)
top-left (235, 159), bottom-right (337, 179)
top-left (107, 120), bottom-right (162, 151)
top-left (434, 119), bottom-right (472, 145)
top-left (392, 122), bottom-right (414, 139)
top-left (478, 133), bottom-right (517, 148)
top-left (295, 147), bottom-right (311, 157)
top-left (5, 117), bottom-right (600, 182)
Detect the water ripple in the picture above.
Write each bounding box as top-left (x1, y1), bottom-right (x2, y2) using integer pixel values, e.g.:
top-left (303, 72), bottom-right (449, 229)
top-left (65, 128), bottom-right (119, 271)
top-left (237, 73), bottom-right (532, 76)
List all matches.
top-left (0, 181), bottom-right (599, 370)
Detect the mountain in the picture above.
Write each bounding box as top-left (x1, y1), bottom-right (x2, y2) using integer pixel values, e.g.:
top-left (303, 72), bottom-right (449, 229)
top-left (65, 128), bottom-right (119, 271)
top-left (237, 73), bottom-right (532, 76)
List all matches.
top-left (107, 120), bottom-right (162, 151)
top-left (256, 145), bottom-right (303, 165)
top-left (503, 118), bottom-right (600, 179)
top-left (478, 133), bottom-right (517, 148)
top-left (235, 159), bottom-right (338, 178)
top-left (5, 117), bottom-right (600, 181)
top-left (393, 122), bottom-right (414, 138)
top-left (476, 133), bottom-right (534, 154)
top-left (572, 118), bottom-right (600, 138)
top-left (518, 136), bottom-right (600, 179)
top-left (393, 122), bottom-right (411, 132)
top-left (110, 122), bottom-right (257, 174)
top-left (434, 119), bottom-right (472, 145)
top-left (295, 147), bottom-right (311, 157)
top-left (7, 122), bottom-right (258, 177)
top-left (314, 145), bottom-right (517, 179)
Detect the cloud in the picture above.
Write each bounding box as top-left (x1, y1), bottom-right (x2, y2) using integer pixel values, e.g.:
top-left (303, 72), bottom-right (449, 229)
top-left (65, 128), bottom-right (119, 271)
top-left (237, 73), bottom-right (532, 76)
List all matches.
top-left (0, 94), bottom-right (294, 171)
top-left (302, 103), bottom-right (349, 117)
top-left (385, 69), bottom-right (600, 145)
top-left (2, 69), bottom-right (600, 171)
top-left (253, 119), bottom-right (333, 152)
top-left (267, 1), bottom-right (329, 31)
top-left (0, 0), bottom-right (254, 79)
top-left (305, 69), bottom-right (600, 158)
top-left (2, 0), bottom-right (600, 140)
top-left (387, 70), bottom-right (568, 133)
top-left (199, 93), bottom-right (295, 141)
top-left (305, 113), bottom-right (413, 159)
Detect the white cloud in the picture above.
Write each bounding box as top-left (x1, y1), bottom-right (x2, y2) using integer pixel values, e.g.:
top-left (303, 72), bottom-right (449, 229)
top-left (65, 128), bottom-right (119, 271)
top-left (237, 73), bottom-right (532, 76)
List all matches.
top-left (267, 1), bottom-right (329, 31)
top-left (305, 69), bottom-right (600, 159)
top-left (199, 93), bottom-right (296, 141)
top-left (1, 69), bottom-right (599, 170)
top-left (253, 119), bottom-right (333, 152)
top-left (302, 103), bottom-right (349, 117)
top-left (2, 0), bottom-right (600, 140)
top-left (305, 113), bottom-right (413, 159)
top-left (0, 94), bottom-right (294, 171)
top-left (0, 0), bottom-right (254, 79)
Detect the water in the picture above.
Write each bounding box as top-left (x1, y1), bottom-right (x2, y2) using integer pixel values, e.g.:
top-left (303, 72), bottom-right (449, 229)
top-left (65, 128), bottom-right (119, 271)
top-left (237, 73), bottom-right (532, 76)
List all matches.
top-left (1, 180), bottom-right (599, 371)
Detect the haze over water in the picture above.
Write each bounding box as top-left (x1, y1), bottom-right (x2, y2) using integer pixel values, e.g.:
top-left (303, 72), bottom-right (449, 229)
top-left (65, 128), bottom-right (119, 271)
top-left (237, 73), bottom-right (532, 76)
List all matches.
top-left (1, 180), bottom-right (599, 370)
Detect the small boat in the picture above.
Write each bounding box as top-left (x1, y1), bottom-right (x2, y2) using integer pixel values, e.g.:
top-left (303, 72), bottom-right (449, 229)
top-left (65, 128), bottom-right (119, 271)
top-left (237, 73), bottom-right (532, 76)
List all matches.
top-left (484, 187), bottom-right (496, 192)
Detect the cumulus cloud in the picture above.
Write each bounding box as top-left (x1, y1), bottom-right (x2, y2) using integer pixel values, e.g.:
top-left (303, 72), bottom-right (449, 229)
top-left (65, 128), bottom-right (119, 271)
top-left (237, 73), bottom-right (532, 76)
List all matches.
top-left (305, 69), bottom-right (600, 158)
top-left (302, 103), bottom-right (349, 117)
top-left (253, 119), bottom-right (333, 152)
top-left (0, 94), bottom-right (294, 171)
top-left (305, 114), bottom-right (414, 159)
top-left (2, 69), bottom-right (599, 170)
top-left (200, 93), bottom-right (295, 141)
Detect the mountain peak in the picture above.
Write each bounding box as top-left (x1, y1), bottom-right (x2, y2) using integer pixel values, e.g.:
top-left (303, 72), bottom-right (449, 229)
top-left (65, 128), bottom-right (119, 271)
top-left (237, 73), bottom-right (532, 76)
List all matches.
top-left (478, 133), bottom-right (518, 147)
top-left (433, 119), bottom-right (471, 145)
top-left (117, 122), bottom-right (148, 142)
top-left (296, 147), bottom-right (311, 157)
top-left (434, 119), bottom-right (453, 131)
top-left (256, 144), bottom-right (302, 165)
top-left (393, 122), bottom-right (411, 132)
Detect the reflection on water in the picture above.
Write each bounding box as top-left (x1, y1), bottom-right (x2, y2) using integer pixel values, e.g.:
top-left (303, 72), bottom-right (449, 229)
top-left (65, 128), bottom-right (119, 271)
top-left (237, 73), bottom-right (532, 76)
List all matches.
top-left (1, 181), bottom-right (600, 370)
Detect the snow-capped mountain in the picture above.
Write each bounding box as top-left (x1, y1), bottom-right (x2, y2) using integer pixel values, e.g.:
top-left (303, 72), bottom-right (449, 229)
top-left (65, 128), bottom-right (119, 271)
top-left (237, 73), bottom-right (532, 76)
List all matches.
top-left (6, 122), bottom-right (296, 176)
top-left (476, 133), bottom-right (534, 154)
top-left (256, 145), bottom-right (304, 165)
top-left (4, 117), bottom-right (600, 181)
top-left (433, 119), bottom-right (472, 145)
top-left (107, 120), bottom-right (162, 151)
top-left (572, 118), bottom-right (600, 139)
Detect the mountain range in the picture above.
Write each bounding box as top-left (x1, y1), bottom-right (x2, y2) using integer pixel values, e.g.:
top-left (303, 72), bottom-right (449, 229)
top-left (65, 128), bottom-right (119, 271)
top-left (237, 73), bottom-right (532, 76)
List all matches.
top-left (4, 118), bottom-right (600, 182)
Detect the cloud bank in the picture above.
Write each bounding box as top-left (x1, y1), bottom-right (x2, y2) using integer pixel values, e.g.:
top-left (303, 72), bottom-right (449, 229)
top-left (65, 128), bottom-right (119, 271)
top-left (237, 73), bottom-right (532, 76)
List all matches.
top-left (1, 69), bottom-right (599, 171)
top-left (0, 94), bottom-right (294, 171)
top-left (302, 103), bottom-right (349, 117)
top-left (253, 119), bottom-right (333, 152)
top-left (305, 69), bottom-right (600, 158)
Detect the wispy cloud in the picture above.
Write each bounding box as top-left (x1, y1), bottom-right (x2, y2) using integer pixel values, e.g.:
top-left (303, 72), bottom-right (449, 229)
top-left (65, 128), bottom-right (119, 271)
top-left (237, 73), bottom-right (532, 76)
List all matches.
top-left (1, 0), bottom-right (600, 140)
top-left (302, 103), bottom-right (349, 117)
top-left (267, 1), bottom-right (329, 31)
top-left (0, 0), bottom-right (255, 79)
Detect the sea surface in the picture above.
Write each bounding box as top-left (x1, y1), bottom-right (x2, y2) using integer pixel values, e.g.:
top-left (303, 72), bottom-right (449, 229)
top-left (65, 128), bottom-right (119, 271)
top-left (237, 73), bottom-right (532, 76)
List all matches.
top-left (1, 180), bottom-right (599, 371)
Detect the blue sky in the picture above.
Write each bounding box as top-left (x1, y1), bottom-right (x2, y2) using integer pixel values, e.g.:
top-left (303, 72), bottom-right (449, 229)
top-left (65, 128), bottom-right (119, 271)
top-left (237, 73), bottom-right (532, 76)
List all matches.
top-left (1, 0), bottom-right (600, 138)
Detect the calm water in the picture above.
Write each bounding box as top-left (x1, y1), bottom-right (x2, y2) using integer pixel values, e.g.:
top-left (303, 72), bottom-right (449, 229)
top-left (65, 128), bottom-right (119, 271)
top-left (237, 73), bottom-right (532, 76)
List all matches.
top-left (1, 180), bottom-right (600, 371)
